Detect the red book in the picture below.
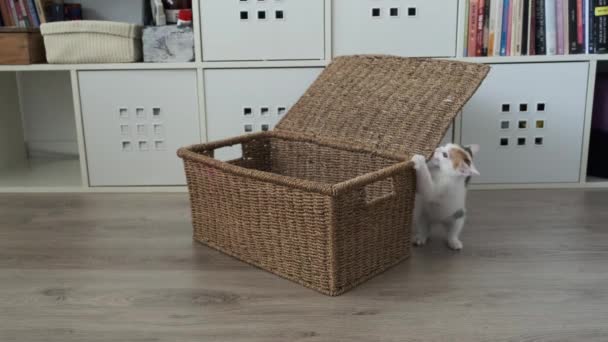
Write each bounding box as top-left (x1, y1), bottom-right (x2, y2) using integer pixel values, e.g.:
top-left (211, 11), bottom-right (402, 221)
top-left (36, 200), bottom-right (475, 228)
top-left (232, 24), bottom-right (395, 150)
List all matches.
top-left (10, 0), bottom-right (25, 27)
top-left (20, 0), bottom-right (35, 26)
top-left (468, 0), bottom-right (479, 56)
top-left (0, 0), bottom-right (14, 26)
top-left (476, 0), bottom-right (485, 56)
top-left (576, 0), bottom-right (583, 45)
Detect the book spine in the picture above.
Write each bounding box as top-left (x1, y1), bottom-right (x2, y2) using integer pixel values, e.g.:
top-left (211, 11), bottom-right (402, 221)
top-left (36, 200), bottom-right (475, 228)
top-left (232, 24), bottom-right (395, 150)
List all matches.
top-left (598, 0), bottom-right (608, 52)
top-left (469, 0), bottom-right (479, 56)
top-left (477, 0), bottom-right (485, 55)
top-left (8, 0), bottom-right (22, 27)
top-left (483, 0), bottom-right (491, 55)
top-left (577, 0), bottom-right (584, 44)
top-left (495, 0), bottom-right (505, 54)
top-left (590, 0), bottom-right (597, 53)
top-left (557, 0), bottom-right (565, 53)
top-left (20, 0), bottom-right (34, 27)
top-left (536, 0), bottom-right (547, 53)
top-left (501, 0), bottom-right (511, 54)
top-left (584, 0), bottom-right (589, 51)
top-left (0, 0), bottom-right (14, 26)
top-left (34, 0), bottom-right (45, 23)
top-left (26, 0), bottom-right (39, 26)
top-left (507, 0), bottom-right (514, 54)
top-left (530, 0), bottom-right (537, 53)
top-left (569, 0), bottom-right (580, 51)
top-left (523, 0), bottom-right (531, 54)
top-left (17, 0), bottom-right (29, 27)
top-left (564, 0), bottom-right (570, 53)
top-left (546, 0), bottom-right (558, 54)
top-left (514, 0), bottom-right (523, 55)
top-left (489, 0), bottom-right (497, 56)
top-left (464, 0), bottom-right (469, 56)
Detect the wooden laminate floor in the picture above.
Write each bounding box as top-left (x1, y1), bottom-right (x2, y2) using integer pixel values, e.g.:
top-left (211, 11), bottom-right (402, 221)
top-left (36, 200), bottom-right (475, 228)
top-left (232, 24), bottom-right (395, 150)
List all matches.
top-left (1, 190), bottom-right (608, 342)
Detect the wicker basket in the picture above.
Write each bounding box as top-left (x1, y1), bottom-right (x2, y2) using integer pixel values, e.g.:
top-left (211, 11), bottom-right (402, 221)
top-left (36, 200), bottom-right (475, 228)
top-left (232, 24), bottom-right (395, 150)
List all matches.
top-left (178, 56), bottom-right (490, 296)
top-left (40, 21), bottom-right (142, 64)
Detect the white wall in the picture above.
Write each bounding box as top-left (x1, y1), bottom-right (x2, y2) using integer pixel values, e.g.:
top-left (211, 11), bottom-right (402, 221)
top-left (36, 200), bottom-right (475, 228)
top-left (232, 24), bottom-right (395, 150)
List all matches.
top-left (17, 71), bottom-right (78, 158)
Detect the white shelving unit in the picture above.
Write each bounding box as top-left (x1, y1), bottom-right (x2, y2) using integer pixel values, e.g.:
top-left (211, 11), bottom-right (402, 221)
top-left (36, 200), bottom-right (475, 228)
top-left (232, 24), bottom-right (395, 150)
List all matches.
top-left (1, 0), bottom-right (607, 192)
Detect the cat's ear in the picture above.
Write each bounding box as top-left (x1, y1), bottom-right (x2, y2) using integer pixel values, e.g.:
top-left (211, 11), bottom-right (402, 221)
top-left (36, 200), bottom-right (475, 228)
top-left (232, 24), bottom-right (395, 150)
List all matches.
top-left (458, 161), bottom-right (480, 176)
top-left (466, 144), bottom-right (480, 156)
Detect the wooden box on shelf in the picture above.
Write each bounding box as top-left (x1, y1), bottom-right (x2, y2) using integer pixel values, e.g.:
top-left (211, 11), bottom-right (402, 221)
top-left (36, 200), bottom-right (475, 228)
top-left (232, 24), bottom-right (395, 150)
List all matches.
top-left (0, 28), bottom-right (46, 65)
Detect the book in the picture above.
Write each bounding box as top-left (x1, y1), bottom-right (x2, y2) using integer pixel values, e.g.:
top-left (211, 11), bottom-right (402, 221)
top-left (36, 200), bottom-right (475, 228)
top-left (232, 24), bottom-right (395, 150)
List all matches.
top-left (477, 0), bottom-right (485, 55)
top-left (522, 0), bottom-right (531, 54)
top-left (590, 0), bottom-right (597, 53)
top-left (16, 0), bottom-right (30, 27)
top-left (536, 0), bottom-right (547, 53)
top-left (469, 0), bottom-right (479, 56)
top-left (496, 0), bottom-right (505, 55)
top-left (598, 0), bottom-right (608, 53)
top-left (20, 0), bottom-right (38, 27)
top-left (555, 0), bottom-right (564, 55)
top-left (518, 0), bottom-right (525, 54)
top-left (501, 0), bottom-right (511, 54)
top-left (464, 0), bottom-right (469, 56)
top-left (512, 0), bottom-right (522, 55)
top-left (546, 0), bottom-right (558, 54)
top-left (564, 0), bottom-right (570, 53)
top-left (490, 0), bottom-right (504, 55)
top-left (584, 0), bottom-right (589, 51)
top-left (0, 0), bottom-right (14, 26)
top-left (507, 0), bottom-right (514, 54)
top-left (483, 0), bottom-right (491, 55)
top-left (569, 0), bottom-right (581, 51)
top-left (577, 0), bottom-right (584, 46)
top-left (530, 0), bottom-right (537, 53)
top-left (26, 0), bottom-right (40, 26)
top-left (7, 0), bottom-right (22, 27)
top-left (33, 0), bottom-right (51, 23)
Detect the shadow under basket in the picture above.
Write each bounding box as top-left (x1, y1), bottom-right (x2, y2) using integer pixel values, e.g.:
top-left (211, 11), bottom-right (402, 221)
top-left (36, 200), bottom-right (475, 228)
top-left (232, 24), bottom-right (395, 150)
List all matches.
top-left (178, 56), bottom-right (490, 296)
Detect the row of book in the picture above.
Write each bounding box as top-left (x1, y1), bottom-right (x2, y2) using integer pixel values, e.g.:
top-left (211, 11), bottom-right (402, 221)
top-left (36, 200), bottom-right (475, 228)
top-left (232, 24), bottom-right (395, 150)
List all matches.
top-left (465, 0), bottom-right (608, 56)
top-left (0, 0), bottom-right (81, 28)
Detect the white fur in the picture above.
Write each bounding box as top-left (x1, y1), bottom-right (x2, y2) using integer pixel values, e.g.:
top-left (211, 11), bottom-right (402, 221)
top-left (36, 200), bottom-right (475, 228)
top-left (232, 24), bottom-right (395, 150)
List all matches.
top-left (411, 144), bottom-right (479, 251)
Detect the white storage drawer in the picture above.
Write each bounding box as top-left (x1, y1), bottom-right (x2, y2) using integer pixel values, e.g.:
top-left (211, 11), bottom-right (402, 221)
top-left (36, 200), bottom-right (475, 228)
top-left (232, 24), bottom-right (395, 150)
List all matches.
top-left (204, 68), bottom-right (322, 159)
top-left (333, 0), bottom-right (457, 57)
top-left (200, 0), bottom-right (325, 61)
top-left (79, 70), bottom-right (200, 186)
top-left (461, 63), bottom-right (589, 184)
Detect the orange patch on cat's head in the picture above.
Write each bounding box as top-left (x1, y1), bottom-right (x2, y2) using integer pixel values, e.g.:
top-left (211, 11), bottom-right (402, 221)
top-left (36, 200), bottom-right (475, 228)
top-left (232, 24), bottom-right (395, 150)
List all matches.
top-left (449, 147), bottom-right (472, 169)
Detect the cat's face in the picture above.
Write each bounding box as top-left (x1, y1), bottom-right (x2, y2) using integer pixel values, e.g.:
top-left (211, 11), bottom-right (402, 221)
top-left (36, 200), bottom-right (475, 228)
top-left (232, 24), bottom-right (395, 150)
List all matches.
top-left (428, 143), bottom-right (480, 177)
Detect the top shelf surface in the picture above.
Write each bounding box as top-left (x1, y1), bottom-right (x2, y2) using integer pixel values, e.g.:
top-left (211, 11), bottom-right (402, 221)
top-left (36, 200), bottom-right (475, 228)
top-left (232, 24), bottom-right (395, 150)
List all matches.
top-left (2, 54), bottom-right (608, 72)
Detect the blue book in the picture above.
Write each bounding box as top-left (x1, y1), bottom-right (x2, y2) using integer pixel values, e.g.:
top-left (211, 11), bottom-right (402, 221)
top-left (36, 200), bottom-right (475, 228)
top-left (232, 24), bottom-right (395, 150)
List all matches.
top-left (26, 0), bottom-right (40, 27)
top-left (500, 0), bottom-right (510, 55)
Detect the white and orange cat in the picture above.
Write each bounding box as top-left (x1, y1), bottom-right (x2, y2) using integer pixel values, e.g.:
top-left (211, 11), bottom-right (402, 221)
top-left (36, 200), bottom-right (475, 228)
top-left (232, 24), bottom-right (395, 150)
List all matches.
top-left (411, 143), bottom-right (480, 251)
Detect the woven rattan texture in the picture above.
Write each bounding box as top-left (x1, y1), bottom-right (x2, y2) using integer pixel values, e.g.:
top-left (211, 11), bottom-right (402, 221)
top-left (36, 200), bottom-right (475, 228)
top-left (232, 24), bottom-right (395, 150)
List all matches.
top-left (277, 56), bottom-right (490, 158)
top-left (179, 56), bottom-right (490, 295)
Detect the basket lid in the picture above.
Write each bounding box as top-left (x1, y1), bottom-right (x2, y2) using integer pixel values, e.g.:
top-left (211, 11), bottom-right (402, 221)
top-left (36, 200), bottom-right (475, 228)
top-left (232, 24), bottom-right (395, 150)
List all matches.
top-left (275, 56), bottom-right (490, 158)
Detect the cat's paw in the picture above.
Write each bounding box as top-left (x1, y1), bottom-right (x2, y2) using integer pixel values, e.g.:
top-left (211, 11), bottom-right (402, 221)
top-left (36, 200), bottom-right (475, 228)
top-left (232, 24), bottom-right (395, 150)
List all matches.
top-left (413, 236), bottom-right (428, 246)
top-left (411, 154), bottom-right (426, 170)
top-left (447, 239), bottom-right (463, 251)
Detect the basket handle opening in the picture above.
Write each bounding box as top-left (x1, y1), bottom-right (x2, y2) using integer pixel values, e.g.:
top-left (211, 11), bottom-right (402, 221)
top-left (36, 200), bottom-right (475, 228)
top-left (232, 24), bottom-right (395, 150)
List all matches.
top-left (362, 176), bottom-right (396, 206)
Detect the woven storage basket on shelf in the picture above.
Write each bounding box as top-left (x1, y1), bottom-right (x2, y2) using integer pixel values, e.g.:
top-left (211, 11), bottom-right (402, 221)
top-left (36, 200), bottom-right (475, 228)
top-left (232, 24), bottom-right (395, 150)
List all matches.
top-left (178, 56), bottom-right (490, 296)
top-left (40, 21), bottom-right (142, 64)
